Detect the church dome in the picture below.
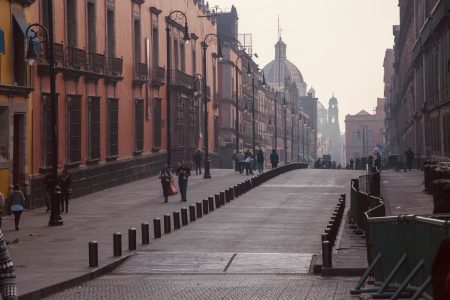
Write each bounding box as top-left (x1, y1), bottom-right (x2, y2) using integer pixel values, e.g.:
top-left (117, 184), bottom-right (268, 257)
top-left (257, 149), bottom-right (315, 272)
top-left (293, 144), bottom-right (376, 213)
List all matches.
top-left (263, 38), bottom-right (306, 94)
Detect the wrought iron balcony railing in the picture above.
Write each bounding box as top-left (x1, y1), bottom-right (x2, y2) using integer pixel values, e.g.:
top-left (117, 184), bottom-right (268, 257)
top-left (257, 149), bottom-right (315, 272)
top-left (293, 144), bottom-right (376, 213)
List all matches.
top-left (66, 46), bottom-right (86, 69)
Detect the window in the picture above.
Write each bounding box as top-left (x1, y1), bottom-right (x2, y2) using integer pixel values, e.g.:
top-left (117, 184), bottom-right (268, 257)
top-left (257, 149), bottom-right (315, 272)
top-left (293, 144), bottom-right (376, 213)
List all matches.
top-left (67, 95), bottom-right (81, 163)
top-left (87, 1), bottom-right (96, 52)
top-left (152, 26), bottom-right (159, 68)
top-left (367, 129), bottom-right (375, 146)
top-left (106, 8), bottom-right (115, 57)
top-left (41, 93), bottom-right (57, 167)
top-left (352, 130), bottom-right (360, 144)
top-left (41, 0), bottom-right (50, 32)
top-left (66, 0), bottom-right (77, 46)
top-left (12, 15), bottom-right (26, 86)
top-left (107, 98), bottom-right (118, 157)
top-left (174, 39), bottom-right (179, 70)
top-left (153, 98), bottom-right (162, 150)
top-left (135, 99), bottom-right (144, 151)
top-left (134, 18), bottom-right (141, 64)
top-left (180, 43), bottom-right (186, 72)
top-left (0, 107), bottom-right (8, 162)
top-left (192, 48), bottom-right (196, 74)
top-left (88, 97), bottom-right (100, 160)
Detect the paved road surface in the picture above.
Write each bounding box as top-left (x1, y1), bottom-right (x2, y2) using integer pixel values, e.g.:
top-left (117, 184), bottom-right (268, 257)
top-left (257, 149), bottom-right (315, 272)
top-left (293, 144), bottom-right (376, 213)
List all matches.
top-left (37, 169), bottom-right (362, 299)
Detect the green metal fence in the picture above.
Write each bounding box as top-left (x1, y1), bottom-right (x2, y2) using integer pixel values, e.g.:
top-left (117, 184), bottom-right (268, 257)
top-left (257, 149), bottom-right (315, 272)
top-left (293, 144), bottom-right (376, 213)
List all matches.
top-left (368, 215), bottom-right (450, 296)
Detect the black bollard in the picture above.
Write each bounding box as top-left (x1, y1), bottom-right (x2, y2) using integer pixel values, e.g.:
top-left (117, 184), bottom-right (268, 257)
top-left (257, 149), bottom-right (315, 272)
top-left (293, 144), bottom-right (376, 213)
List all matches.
top-left (89, 241), bottom-right (98, 267)
top-left (196, 202), bottom-right (203, 218)
top-left (215, 194), bottom-right (221, 208)
top-left (225, 189), bottom-right (231, 202)
top-left (220, 191), bottom-right (225, 205)
top-left (322, 240), bottom-right (332, 268)
top-left (202, 199), bottom-right (209, 215)
top-left (164, 214), bottom-right (171, 233)
top-left (153, 218), bottom-right (161, 238)
top-left (229, 188), bottom-right (234, 200)
top-left (173, 211), bottom-right (181, 229)
top-left (189, 205), bottom-right (196, 221)
top-left (113, 232), bottom-right (122, 257)
top-left (128, 228), bottom-right (136, 250)
top-left (141, 223), bottom-right (149, 245)
top-left (181, 207), bottom-right (188, 225)
top-left (208, 196), bottom-right (214, 211)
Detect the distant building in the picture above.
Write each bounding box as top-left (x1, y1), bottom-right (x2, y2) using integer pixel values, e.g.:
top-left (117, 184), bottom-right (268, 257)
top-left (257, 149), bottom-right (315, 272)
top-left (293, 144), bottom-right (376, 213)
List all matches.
top-left (345, 98), bottom-right (386, 163)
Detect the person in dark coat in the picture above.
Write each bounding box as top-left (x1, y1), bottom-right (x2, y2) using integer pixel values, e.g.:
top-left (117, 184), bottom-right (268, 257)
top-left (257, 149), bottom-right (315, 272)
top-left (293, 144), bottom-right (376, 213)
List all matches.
top-left (193, 150), bottom-right (202, 175)
top-left (405, 147), bottom-right (414, 171)
top-left (256, 150), bottom-right (264, 174)
top-left (349, 158), bottom-right (354, 170)
top-left (176, 161), bottom-right (191, 202)
top-left (270, 150), bottom-right (279, 169)
top-left (59, 169), bottom-right (72, 213)
top-left (432, 237), bottom-right (450, 300)
top-left (159, 164), bottom-right (172, 202)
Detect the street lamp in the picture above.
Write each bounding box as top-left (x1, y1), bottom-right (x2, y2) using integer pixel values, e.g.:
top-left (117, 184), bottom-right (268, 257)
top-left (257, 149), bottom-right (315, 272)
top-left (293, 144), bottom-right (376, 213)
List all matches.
top-left (201, 33), bottom-right (223, 179)
top-left (166, 11), bottom-right (190, 167)
top-left (246, 63), bottom-right (266, 156)
top-left (291, 112), bottom-right (295, 162)
top-left (302, 122), bottom-right (306, 163)
top-left (25, 1), bottom-right (62, 226)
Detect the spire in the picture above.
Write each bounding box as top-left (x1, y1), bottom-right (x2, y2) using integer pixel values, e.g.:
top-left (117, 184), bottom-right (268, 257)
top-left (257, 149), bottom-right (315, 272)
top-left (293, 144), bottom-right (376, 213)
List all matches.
top-left (275, 16), bottom-right (286, 60)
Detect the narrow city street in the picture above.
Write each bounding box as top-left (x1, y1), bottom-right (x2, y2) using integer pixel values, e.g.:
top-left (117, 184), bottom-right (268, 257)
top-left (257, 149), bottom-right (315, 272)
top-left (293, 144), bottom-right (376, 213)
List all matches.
top-left (15, 168), bottom-right (363, 299)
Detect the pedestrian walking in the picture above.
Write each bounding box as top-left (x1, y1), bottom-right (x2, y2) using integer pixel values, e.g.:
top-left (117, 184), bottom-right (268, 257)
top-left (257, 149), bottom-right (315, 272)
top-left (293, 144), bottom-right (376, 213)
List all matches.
top-left (159, 164), bottom-right (172, 202)
top-left (256, 150), bottom-right (264, 174)
top-left (244, 154), bottom-right (254, 176)
top-left (405, 147), bottom-right (414, 171)
top-left (193, 150), bottom-right (202, 175)
top-left (236, 150), bottom-right (245, 174)
top-left (8, 184), bottom-right (25, 231)
top-left (270, 150), bottom-right (279, 169)
top-left (176, 161), bottom-right (191, 202)
top-left (0, 229), bottom-right (18, 299)
top-left (43, 172), bottom-right (53, 212)
top-left (59, 169), bottom-right (72, 213)
top-left (232, 151), bottom-right (238, 171)
top-left (349, 158), bottom-right (354, 170)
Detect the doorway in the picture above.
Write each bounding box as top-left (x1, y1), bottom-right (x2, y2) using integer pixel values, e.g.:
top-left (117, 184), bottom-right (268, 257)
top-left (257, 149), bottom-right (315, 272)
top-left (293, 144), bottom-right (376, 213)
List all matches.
top-left (13, 114), bottom-right (25, 185)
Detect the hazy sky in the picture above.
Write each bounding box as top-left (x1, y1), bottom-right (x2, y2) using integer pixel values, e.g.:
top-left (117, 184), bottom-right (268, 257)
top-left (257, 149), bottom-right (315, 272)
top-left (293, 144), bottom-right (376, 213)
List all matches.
top-left (206, 0), bottom-right (399, 132)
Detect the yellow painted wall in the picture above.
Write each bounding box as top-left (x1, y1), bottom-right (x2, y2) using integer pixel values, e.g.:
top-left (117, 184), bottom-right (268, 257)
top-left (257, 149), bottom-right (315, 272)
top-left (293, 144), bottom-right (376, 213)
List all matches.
top-left (0, 0), bottom-right (12, 85)
top-left (0, 169), bottom-right (9, 198)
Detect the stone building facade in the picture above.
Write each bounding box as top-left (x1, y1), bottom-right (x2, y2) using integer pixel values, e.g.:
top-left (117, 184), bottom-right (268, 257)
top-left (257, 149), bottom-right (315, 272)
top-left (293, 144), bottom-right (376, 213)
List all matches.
top-left (28, 0), bottom-right (220, 207)
top-left (387, 0), bottom-right (450, 161)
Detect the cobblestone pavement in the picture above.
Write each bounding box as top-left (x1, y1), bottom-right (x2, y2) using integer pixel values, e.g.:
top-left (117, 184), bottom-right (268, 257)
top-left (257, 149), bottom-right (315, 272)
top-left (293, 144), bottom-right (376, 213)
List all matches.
top-left (43, 274), bottom-right (360, 300)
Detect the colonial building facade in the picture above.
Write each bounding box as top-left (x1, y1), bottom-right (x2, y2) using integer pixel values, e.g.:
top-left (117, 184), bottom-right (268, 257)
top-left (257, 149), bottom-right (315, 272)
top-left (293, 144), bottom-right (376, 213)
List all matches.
top-left (28, 0), bottom-right (219, 206)
top-left (0, 0), bottom-right (34, 199)
top-left (387, 0), bottom-right (450, 161)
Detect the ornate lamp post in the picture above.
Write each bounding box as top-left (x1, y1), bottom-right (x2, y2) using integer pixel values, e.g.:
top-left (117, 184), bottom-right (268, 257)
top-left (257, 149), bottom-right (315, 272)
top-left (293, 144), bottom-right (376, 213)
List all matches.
top-left (25, 0), bottom-right (62, 226)
top-left (166, 11), bottom-right (190, 167)
top-left (291, 112), bottom-right (295, 162)
top-left (246, 63), bottom-right (266, 155)
top-left (302, 122), bottom-right (306, 163)
top-left (201, 33), bottom-right (223, 179)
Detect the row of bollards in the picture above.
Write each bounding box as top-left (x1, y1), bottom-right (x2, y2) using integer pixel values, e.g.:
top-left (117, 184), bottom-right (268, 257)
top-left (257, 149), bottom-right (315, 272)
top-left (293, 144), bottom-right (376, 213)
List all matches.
top-left (321, 193), bottom-right (346, 269)
top-left (88, 163), bottom-right (308, 268)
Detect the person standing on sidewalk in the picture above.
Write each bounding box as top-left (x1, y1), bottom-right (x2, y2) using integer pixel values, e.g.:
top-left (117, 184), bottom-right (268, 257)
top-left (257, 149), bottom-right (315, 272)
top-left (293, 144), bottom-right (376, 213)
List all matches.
top-left (236, 150), bottom-right (245, 174)
top-left (8, 184), bottom-right (25, 231)
top-left (0, 229), bottom-right (18, 299)
top-left (270, 150), bottom-right (279, 169)
top-left (176, 161), bottom-right (191, 202)
top-left (256, 150), bottom-right (264, 174)
top-left (159, 164), bottom-right (172, 202)
top-left (193, 150), bottom-right (202, 175)
top-left (59, 169), bottom-right (72, 213)
top-left (405, 147), bottom-right (414, 171)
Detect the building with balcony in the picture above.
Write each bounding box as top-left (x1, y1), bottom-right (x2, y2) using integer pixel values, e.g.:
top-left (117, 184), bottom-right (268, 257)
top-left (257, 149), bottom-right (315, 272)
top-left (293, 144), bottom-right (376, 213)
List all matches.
top-left (28, 0), bottom-right (219, 206)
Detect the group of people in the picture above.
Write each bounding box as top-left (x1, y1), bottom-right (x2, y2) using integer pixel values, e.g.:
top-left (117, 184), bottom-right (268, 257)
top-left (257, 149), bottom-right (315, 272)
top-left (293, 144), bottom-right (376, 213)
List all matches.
top-left (232, 149), bottom-right (279, 175)
top-left (159, 160), bottom-right (191, 203)
top-left (44, 169), bottom-right (72, 214)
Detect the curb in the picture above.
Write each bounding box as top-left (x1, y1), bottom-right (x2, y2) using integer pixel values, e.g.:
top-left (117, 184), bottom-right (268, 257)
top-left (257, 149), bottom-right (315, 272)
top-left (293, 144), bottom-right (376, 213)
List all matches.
top-left (19, 254), bottom-right (133, 300)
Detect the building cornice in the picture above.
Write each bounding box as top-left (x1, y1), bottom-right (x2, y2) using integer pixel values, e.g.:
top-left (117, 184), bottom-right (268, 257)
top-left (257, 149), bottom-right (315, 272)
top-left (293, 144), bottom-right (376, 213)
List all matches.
top-left (0, 84), bottom-right (34, 97)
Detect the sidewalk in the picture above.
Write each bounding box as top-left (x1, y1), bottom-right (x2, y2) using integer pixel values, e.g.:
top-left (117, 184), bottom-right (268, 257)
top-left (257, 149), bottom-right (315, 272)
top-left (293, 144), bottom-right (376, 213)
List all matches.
top-left (4, 169), bottom-right (255, 297)
top-left (330, 169), bottom-right (433, 275)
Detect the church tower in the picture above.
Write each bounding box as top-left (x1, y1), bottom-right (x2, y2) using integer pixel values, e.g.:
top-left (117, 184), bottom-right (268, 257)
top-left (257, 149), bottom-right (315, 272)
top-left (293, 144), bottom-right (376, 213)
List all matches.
top-left (328, 94), bottom-right (342, 164)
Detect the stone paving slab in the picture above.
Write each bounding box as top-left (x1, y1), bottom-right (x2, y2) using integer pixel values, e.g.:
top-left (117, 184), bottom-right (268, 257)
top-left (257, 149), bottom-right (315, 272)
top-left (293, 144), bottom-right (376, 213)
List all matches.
top-left (42, 274), bottom-right (361, 300)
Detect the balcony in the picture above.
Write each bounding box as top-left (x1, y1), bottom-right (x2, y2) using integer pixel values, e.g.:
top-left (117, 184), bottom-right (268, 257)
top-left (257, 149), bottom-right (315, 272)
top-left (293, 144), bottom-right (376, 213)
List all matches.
top-left (105, 56), bottom-right (123, 76)
top-left (87, 52), bottom-right (105, 73)
top-left (66, 46), bottom-right (86, 70)
top-left (151, 66), bottom-right (165, 87)
top-left (170, 70), bottom-right (195, 91)
top-left (133, 62), bottom-right (148, 86)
